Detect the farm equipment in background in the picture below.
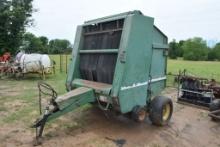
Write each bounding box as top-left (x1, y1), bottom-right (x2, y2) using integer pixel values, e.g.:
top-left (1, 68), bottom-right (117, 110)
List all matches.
top-left (0, 52), bottom-right (11, 75)
top-left (0, 52), bottom-right (11, 62)
top-left (32, 10), bottom-right (173, 145)
top-left (0, 51), bottom-right (55, 79)
top-left (208, 81), bottom-right (220, 121)
top-left (208, 100), bottom-right (220, 121)
top-left (177, 70), bottom-right (220, 109)
top-left (13, 51), bottom-right (55, 79)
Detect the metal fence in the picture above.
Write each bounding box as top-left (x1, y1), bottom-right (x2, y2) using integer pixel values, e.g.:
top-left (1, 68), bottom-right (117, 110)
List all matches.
top-left (49, 55), bottom-right (220, 89)
top-left (50, 54), bottom-right (71, 74)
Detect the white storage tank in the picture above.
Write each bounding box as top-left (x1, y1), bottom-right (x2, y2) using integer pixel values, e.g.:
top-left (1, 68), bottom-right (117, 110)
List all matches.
top-left (16, 51), bottom-right (52, 74)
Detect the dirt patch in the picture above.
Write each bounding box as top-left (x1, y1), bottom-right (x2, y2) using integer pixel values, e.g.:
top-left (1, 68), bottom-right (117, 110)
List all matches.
top-left (4, 100), bottom-right (27, 109)
top-left (0, 84), bottom-right (21, 97)
top-left (0, 124), bottom-right (33, 147)
top-left (0, 99), bottom-right (27, 120)
top-left (0, 82), bottom-right (37, 98)
top-left (1, 88), bottom-right (220, 147)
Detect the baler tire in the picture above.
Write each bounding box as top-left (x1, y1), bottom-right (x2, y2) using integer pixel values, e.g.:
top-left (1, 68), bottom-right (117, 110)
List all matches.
top-left (209, 99), bottom-right (220, 121)
top-left (149, 96), bottom-right (173, 126)
top-left (132, 106), bottom-right (146, 122)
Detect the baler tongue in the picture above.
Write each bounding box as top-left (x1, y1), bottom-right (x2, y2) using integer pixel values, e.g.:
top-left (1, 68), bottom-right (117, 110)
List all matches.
top-left (32, 82), bottom-right (96, 145)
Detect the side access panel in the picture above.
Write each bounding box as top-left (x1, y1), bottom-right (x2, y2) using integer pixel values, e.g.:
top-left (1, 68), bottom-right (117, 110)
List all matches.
top-left (150, 27), bottom-right (168, 96)
top-left (115, 14), bottom-right (154, 113)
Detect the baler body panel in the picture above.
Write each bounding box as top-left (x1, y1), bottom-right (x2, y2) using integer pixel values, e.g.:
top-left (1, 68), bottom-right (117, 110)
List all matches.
top-left (66, 10), bottom-right (168, 114)
top-left (150, 27), bottom-right (168, 97)
top-left (115, 15), bottom-right (154, 113)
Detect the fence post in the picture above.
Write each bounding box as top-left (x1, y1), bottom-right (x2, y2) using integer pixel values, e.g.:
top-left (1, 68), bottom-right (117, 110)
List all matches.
top-left (60, 54), bottom-right (63, 73)
top-left (66, 54), bottom-right (68, 74)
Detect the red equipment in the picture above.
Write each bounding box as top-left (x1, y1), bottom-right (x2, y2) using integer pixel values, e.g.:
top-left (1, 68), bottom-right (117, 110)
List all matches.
top-left (0, 52), bottom-right (11, 62)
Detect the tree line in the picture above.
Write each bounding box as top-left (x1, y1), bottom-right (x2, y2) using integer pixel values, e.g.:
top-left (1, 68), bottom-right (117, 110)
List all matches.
top-left (1, 0), bottom-right (220, 59)
top-left (169, 37), bottom-right (220, 61)
top-left (0, 0), bottom-right (72, 55)
top-left (0, 0), bottom-right (34, 55)
top-left (22, 32), bottom-right (72, 54)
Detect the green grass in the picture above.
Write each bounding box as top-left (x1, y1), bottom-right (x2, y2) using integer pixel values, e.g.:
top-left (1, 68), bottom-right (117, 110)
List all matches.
top-left (167, 59), bottom-right (220, 81)
top-left (49, 54), bottom-right (71, 73)
top-left (0, 106), bottom-right (7, 112)
top-left (0, 72), bottom-right (68, 125)
top-left (1, 56), bottom-right (220, 126)
top-left (49, 54), bottom-right (220, 82)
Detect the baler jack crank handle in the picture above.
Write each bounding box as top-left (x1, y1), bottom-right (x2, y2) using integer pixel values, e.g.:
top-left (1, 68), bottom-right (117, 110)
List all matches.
top-left (32, 113), bottom-right (50, 145)
top-left (32, 82), bottom-right (59, 145)
top-left (37, 81), bottom-right (58, 114)
top-left (32, 99), bottom-right (59, 145)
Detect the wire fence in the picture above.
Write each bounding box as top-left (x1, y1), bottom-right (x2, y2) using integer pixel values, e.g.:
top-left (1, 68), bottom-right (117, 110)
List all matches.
top-left (49, 54), bottom-right (71, 74)
top-left (49, 54), bottom-right (220, 88)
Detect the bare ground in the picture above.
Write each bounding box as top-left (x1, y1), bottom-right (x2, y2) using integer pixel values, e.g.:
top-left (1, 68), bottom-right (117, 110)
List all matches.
top-left (1, 86), bottom-right (220, 147)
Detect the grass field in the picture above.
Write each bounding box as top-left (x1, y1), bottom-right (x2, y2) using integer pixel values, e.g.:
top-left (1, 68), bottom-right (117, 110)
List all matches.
top-left (0, 57), bottom-right (220, 145)
top-left (1, 56), bottom-right (220, 126)
top-left (47, 55), bottom-right (220, 86)
top-left (46, 55), bottom-right (220, 88)
top-left (49, 54), bottom-right (71, 74)
top-left (168, 59), bottom-right (220, 81)
top-left (48, 55), bottom-right (220, 83)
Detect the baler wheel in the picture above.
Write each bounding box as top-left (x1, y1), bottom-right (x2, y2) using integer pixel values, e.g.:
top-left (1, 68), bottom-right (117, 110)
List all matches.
top-left (132, 106), bottom-right (146, 122)
top-left (149, 96), bottom-right (173, 126)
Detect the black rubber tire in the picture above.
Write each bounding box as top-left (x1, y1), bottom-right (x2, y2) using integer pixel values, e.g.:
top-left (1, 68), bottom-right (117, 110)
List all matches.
top-left (149, 96), bottom-right (173, 126)
top-left (132, 106), bottom-right (146, 122)
top-left (210, 99), bottom-right (220, 111)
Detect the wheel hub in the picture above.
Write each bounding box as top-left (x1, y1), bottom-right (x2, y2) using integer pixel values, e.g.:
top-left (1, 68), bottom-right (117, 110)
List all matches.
top-left (162, 103), bottom-right (171, 121)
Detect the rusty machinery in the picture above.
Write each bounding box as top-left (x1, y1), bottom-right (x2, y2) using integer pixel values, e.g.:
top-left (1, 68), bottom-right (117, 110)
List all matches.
top-left (177, 70), bottom-right (220, 120)
top-left (0, 52), bottom-right (11, 75)
top-left (177, 70), bottom-right (220, 107)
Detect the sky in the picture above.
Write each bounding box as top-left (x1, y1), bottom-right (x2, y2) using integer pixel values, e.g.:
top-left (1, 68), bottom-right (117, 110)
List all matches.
top-left (28, 0), bottom-right (220, 46)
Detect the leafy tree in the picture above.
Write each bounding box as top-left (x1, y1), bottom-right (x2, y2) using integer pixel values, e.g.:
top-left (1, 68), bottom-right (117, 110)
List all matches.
top-left (0, 0), bottom-right (73, 55)
top-left (182, 37), bottom-right (209, 61)
top-left (21, 33), bottom-right (72, 54)
top-left (169, 40), bottom-right (184, 59)
top-left (0, 0), bottom-right (34, 55)
top-left (39, 36), bottom-right (49, 53)
top-left (49, 39), bottom-right (72, 54)
top-left (39, 36), bottom-right (48, 46)
top-left (169, 39), bottom-right (179, 59)
top-left (177, 40), bottom-right (185, 57)
top-left (208, 43), bottom-right (220, 61)
top-left (0, 0), bottom-right (11, 54)
top-left (22, 32), bottom-right (44, 53)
